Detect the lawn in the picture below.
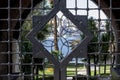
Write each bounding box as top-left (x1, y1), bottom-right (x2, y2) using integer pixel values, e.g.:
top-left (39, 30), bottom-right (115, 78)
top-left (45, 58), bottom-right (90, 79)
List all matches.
top-left (34, 65), bottom-right (110, 80)
top-left (38, 65), bottom-right (110, 76)
top-left (90, 65), bottom-right (110, 76)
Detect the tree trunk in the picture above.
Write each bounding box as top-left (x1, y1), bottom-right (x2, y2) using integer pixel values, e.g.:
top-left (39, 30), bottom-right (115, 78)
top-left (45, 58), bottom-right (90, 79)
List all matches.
top-left (53, 16), bottom-right (59, 51)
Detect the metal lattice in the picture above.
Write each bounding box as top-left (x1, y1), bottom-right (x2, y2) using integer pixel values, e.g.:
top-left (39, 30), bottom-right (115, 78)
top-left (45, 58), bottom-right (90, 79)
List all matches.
top-left (0, 0), bottom-right (119, 80)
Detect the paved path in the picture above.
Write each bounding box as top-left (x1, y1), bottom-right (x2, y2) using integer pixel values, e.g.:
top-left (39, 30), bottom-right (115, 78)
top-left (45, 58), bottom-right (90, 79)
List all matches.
top-left (67, 66), bottom-right (110, 80)
top-left (77, 66), bottom-right (99, 75)
top-left (98, 77), bottom-right (110, 80)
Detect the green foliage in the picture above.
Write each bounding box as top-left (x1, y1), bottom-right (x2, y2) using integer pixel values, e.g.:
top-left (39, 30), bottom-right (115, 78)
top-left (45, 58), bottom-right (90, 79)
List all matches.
top-left (37, 24), bottom-right (51, 40)
top-left (86, 17), bottom-right (114, 76)
top-left (87, 17), bottom-right (114, 56)
top-left (51, 50), bottom-right (63, 61)
top-left (51, 50), bottom-right (59, 58)
top-left (21, 54), bottom-right (32, 74)
top-left (21, 23), bottom-right (50, 74)
top-left (88, 17), bottom-right (98, 53)
top-left (21, 1), bottom-right (52, 80)
top-left (88, 17), bottom-right (97, 31)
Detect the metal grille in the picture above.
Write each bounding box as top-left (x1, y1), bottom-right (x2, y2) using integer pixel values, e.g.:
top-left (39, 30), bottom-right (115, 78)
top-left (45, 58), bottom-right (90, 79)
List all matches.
top-left (0, 0), bottom-right (119, 80)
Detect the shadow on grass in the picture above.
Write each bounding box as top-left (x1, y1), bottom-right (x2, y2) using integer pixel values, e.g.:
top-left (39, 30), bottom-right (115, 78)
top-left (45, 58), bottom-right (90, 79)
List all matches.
top-left (37, 76), bottom-right (98, 80)
top-left (38, 76), bottom-right (53, 80)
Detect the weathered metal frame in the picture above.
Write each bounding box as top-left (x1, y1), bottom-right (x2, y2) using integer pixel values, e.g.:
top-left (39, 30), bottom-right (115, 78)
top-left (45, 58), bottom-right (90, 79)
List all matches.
top-left (27, 0), bottom-right (92, 80)
top-left (0, 0), bottom-right (118, 80)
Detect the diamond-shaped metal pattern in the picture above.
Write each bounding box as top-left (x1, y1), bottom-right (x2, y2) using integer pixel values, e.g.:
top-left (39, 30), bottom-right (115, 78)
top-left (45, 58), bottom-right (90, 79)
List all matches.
top-left (33, 14), bottom-right (85, 60)
top-left (27, 0), bottom-right (93, 80)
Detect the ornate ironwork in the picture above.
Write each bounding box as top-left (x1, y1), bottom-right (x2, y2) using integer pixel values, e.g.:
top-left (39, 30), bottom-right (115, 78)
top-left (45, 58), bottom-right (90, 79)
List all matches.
top-left (27, 0), bottom-right (93, 80)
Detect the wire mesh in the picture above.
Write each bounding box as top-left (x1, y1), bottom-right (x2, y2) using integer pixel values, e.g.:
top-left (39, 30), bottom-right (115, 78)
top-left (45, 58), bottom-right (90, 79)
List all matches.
top-left (0, 0), bottom-right (119, 80)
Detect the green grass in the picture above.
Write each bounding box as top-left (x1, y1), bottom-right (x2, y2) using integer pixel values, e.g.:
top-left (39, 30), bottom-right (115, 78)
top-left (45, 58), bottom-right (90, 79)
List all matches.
top-left (34, 65), bottom-right (110, 80)
top-left (38, 65), bottom-right (110, 77)
top-left (39, 68), bottom-right (54, 75)
top-left (91, 65), bottom-right (110, 76)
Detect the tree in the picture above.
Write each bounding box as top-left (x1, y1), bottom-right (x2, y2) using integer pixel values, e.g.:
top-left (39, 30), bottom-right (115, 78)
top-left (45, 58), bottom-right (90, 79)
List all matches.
top-left (86, 17), bottom-right (114, 76)
top-left (100, 20), bottom-right (114, 74)
top-left (87, 17), bottom-right (98, 76)
top-left (53, 16), bottom-right (59, 51)
top-left (21, 1), bottom-right (51, 80)
top-left (88, 17), bottom-right (98, 53)
top-left (49, 0), bottom-right (60, 60)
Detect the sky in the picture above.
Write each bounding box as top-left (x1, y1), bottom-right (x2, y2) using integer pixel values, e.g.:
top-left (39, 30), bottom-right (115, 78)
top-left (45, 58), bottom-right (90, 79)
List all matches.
top-left (66, 0), bottom-right (107, 19)
top-left (56, 0), bottom-right (107, 30)
top-left (46, 0), bottom-right (107, 19)
top-left (43, 0), bottom-right (108, 56)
